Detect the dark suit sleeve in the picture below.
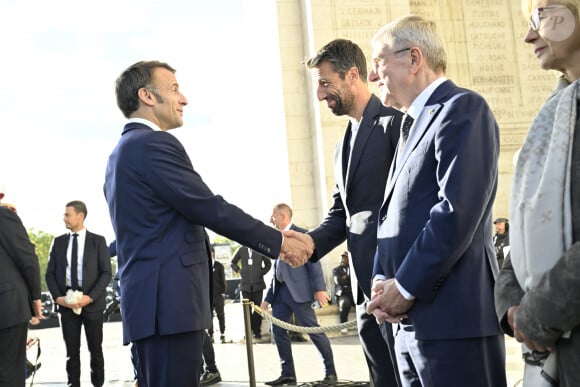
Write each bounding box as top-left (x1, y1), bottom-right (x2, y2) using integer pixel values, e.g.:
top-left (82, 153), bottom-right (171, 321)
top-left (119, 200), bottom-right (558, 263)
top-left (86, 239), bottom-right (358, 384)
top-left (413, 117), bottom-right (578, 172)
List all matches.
top-left (264, 275), bottom-right (275, 303)
top-left (85, 235), bottom-right (112, 303)
top-left (144, 133), bottom-right (282, 258)
top-left (308, 185), bottom-right (348, 262)
top-left (306, 261), bottom-right (326, 293)
top-left (217, 262), bottom-right (227, 295)
top-left (0, 209), bottom-right (41, 301)
top-left (494, 254), bottom-right (524, 336)
top-left (260, 253), bottom-right (272, 276)
top-left (45, 237), bottom-right (62, 299)
top-left (230, 248), bottom-right (241, 273)
top-left (515, 242), bottom-right (580, 345)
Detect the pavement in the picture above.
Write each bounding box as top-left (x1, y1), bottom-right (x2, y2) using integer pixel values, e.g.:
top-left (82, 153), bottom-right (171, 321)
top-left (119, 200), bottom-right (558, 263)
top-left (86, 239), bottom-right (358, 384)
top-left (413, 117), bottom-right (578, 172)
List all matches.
top-left (27, 301), bottom-right (525, 386)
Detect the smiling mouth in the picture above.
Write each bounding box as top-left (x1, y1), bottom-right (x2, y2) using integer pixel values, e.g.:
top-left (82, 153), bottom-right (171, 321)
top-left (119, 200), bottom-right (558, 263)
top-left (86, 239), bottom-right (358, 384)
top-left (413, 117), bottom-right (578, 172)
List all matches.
top-left (534, 46), bottom-right (546, 57)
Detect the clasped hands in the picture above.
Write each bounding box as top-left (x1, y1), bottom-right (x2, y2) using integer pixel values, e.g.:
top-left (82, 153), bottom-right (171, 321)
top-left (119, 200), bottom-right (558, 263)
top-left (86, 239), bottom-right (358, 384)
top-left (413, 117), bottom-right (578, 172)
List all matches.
top-left (507, 305), bottom-right (555, 353)
top-left (367, 278), bottom-right (413, 324)
top-left (279, 230), bottom-right (315, 267)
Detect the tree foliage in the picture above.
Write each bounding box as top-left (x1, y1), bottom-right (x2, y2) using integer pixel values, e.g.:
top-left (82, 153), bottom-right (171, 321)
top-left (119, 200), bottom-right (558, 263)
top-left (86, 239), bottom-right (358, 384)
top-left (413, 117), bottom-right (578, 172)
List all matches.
top-left (28, 228), bottom-right (54, 292)
top-left (212, 235), bottom-right (239, 255)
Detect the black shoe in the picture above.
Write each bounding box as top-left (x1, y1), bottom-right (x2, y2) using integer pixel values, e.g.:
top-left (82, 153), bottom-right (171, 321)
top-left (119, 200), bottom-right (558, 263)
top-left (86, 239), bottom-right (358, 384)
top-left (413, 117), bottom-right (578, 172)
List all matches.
top-left (322, 374), bottom-right (337, 385)
top-left (265, 375), bottom-right (297, 386)
top-left (220, 334), bottom-right (226, 344)
top-left (200, 370), bottom-right (221, 386)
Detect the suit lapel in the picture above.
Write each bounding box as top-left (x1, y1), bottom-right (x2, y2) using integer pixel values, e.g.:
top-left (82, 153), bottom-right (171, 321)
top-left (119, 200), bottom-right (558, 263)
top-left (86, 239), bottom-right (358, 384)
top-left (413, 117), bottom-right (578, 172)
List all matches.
top-left (382, 80), bottom-right (456, 206)
top-left (346, 96), bottom-right (393, 189)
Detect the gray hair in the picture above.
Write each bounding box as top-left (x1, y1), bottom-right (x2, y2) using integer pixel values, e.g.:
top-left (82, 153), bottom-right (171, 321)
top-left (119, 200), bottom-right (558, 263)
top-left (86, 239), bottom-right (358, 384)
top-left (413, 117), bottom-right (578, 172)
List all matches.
top-left (372, 14), bottom-right (447, 73)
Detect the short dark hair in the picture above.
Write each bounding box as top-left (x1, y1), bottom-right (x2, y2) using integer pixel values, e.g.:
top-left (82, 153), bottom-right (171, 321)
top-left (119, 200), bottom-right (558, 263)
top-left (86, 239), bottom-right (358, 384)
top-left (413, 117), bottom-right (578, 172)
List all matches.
top-left (306, 39), bottom-right (367, 81)
top-left (66, 200), bottom-right (87, 218)
top-left (115, 60), bottom-right (175, 118)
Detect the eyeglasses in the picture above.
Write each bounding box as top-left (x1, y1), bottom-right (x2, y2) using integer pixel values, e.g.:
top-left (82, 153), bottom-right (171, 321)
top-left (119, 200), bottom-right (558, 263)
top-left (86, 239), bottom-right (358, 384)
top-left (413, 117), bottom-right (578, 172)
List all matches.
top-left (371, 47), bottom-right (411, 71)
top-left (529, 4), bottom-right (568, 31)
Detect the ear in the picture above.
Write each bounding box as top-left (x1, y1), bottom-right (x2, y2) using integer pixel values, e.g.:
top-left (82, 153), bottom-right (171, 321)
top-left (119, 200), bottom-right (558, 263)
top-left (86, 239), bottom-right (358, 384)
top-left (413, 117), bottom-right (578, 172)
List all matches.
top-left (137, 87), bottom-right (156, 107)
top-left (408, 47), bottom-right (423, 75)
top-left (347, 66), bottom-right (360, 81)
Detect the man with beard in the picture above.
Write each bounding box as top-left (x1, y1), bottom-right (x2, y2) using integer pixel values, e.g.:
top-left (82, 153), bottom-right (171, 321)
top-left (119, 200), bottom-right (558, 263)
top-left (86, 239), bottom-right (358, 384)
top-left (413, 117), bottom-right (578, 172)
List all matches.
top-left (288, 39), bottom-right (402, 387)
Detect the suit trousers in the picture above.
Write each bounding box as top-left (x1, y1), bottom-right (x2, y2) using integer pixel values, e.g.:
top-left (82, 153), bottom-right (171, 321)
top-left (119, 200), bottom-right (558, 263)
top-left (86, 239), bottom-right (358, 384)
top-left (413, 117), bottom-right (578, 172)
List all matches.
top-left (135, 330), bottom-right (204, 387)
top-left (0, 322), bottom-right (27, 387)
top-left (209, 294), bottom-right (225, 337)
top-left (242, 290), bottom-right (264, 337)
top-left (356, 302), bottom-right (401, 387)
top-left (201, 330), bottom-right (217, 373)
top-left (59, 308), bottom-right (104, 387)
top-left (271, 285), bottom-right (336, 378)
top-left (337, 292), bottom-right (354, 323)
top-left (395, 324), bottom-right (507, 387)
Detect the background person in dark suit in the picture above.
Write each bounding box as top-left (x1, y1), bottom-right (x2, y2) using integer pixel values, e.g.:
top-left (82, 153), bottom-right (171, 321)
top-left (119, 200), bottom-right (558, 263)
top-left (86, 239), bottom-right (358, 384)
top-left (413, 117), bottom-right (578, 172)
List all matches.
top-left (493, 217), bottom-right (509, 269)
top-left (367, 15), bottom-right (506, 386)
top-left (263, 203), bottom-right (337, 386)
top-left (209, 246), bottom-right (227, 343)
top-left (104, 60), bottom-right (311, 387)
top-left (45, 200), bottom-right (111, 387)
top-left (289, 38), bottom-right (401, 387)
top-left (332, 252), bottom-right (354, 333)
top-left (0, 204), bottom-right (43, 387)
top-left (230, 245), bottom-right (271, 340)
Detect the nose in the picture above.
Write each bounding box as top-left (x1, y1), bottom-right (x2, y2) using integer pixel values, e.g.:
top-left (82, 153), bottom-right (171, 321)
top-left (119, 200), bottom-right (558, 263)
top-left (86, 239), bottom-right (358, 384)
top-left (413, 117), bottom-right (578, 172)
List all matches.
top-left (316, 85), bottom-right (326, 101)
top-left (367, 68), bottom-right (379, 83)
top-left (179, 92), bottom-right (188, 106)
top-left (524, 27), bottom-right (537, 44)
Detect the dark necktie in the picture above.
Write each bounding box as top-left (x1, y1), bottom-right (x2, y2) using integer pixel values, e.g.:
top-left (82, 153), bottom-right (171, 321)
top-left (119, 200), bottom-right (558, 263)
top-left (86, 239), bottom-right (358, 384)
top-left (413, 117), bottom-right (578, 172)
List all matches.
top-left (400, 114), bottom-right (414, 151)
top-left (342, 128), bottom-right (352, 181)
top-left (71, 233), bottom-right (79, 290)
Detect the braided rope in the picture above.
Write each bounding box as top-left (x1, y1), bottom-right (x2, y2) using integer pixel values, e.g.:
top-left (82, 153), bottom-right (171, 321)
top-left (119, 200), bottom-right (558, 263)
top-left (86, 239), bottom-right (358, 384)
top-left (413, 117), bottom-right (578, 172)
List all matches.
top-left (252, 303), bottom-right (358, 334)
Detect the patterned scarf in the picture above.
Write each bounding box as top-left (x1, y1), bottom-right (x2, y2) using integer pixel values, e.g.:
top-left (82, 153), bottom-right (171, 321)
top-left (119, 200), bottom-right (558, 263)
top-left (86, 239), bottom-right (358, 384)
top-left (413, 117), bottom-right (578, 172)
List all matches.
top-left (510, 78), bottom-right (580, 291)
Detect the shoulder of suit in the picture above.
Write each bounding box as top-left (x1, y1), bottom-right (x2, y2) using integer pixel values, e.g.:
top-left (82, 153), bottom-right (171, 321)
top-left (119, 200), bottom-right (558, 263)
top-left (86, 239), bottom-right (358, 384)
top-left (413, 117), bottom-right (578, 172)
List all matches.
top-left (85, 230), bottom-right (106, 240)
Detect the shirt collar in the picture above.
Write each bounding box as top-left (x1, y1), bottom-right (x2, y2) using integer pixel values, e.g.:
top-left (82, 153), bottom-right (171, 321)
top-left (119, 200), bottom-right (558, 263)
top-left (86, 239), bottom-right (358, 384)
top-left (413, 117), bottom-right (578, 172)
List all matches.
top-left (406, 77), bottom-right (447, 121)
top-left (127, 118), bottom-right (162, 131)
top-left (70, 228), bottom-right (87, 238)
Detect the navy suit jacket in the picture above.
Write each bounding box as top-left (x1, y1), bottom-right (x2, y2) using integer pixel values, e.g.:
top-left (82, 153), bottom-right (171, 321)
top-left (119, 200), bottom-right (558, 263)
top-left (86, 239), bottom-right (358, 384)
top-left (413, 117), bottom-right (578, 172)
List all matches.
top-left (265, 224), bottom-right (326, 304)
top-left (46, 230), bottom-right (111, 313)
top-left (308, 95), bottom-right (401, 301)
top-left (104, 122), bottom-right (282, 343)
top-left (0, 207), bottom-right (41, 330)
top-left (373, 80), bottom-right (502, 340)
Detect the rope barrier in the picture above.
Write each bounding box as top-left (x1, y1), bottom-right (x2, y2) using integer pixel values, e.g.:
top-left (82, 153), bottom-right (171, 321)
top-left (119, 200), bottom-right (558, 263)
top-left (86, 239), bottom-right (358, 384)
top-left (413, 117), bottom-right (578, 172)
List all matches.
top-left (242, 299), bottom-right (369, 387)
top-left (252, 303), bottom-right (358, 334)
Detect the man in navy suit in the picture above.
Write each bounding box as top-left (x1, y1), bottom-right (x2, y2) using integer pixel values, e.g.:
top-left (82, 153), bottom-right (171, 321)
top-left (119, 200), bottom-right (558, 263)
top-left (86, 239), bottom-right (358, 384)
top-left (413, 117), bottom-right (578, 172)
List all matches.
top-left (104, 61), bottom-right (311, 387)
top-left (0, 204), bottom-right (43, 387)
top-left (262, 203), bottom-right (337, 386)
top-left (46, 200), bottom-right (111, 387)
top-left (366, 16), bottom-right (507, 386)
top-left (301, 39), bottom-right (401, 387)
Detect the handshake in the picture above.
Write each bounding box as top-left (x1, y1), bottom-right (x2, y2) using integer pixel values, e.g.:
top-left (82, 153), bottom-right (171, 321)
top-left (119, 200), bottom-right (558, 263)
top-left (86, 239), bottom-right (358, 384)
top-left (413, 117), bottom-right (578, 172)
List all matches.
top-left (279, 230), bottom-right (315, 267)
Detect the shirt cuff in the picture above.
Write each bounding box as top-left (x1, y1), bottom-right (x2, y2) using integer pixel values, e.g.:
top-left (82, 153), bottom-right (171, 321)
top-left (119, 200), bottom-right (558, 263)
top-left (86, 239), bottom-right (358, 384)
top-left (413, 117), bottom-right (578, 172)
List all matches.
top-left (395, 279), bottom-right (415, 300)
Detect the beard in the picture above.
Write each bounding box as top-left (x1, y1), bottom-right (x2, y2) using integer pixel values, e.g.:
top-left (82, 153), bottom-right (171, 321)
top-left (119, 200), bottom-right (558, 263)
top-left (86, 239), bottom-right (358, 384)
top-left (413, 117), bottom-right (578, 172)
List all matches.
top-left (327, 90), bottom-right (354, 116)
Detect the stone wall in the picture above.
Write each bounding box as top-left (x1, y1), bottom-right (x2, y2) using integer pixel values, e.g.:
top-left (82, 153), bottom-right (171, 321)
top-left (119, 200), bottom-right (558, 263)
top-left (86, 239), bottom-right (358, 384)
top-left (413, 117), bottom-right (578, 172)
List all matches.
top-left (275, 0), bottom-right (559, 273)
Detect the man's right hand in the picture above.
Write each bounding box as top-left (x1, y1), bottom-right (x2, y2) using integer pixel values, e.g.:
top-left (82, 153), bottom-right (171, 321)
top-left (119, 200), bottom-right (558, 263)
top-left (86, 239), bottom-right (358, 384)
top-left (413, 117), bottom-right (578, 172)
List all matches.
top-left (280, 231), bottom-right (315, 267)
top-left (56, 296), bottom-right (72, 309)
